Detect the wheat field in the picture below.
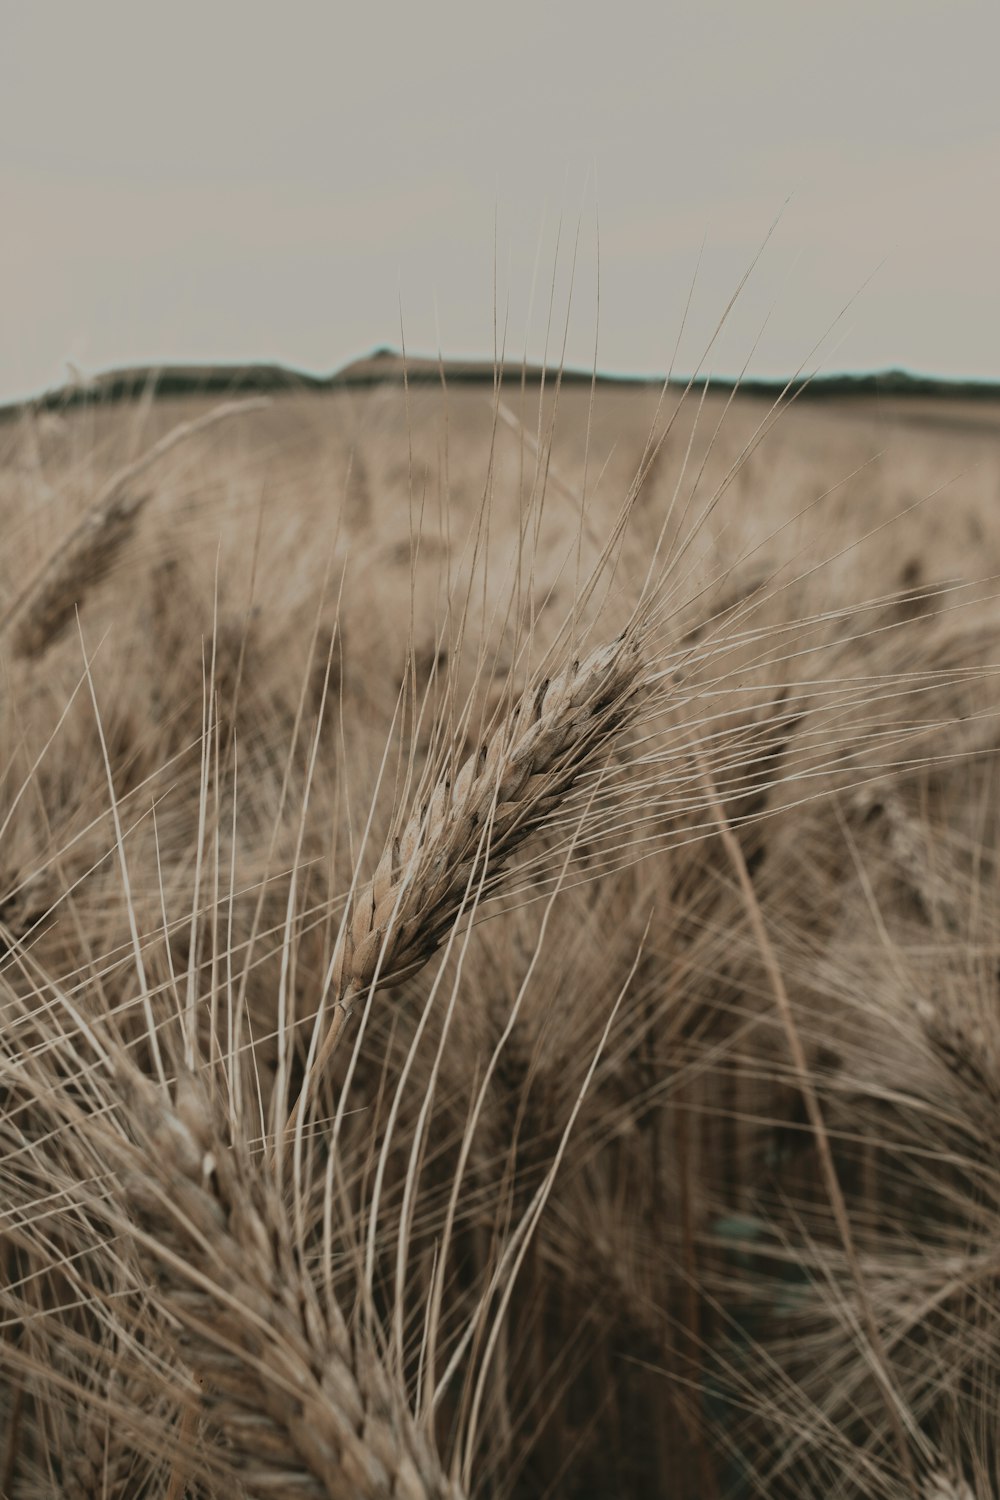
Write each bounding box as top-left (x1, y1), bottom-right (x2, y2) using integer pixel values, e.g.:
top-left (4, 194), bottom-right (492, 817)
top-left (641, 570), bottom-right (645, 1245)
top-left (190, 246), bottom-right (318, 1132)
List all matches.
top-left (1, 364), bottom-right (999, 1498)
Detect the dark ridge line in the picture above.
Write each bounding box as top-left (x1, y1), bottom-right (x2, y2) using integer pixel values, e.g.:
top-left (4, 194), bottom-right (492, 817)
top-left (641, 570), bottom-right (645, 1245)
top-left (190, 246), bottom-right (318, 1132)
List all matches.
top-left (4, 348), bottom-right (1000, 423)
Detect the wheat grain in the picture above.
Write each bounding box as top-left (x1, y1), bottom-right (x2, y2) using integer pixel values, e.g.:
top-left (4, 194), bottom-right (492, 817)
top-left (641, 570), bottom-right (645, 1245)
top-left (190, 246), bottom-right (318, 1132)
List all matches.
top-left (120, 1068), bottom-right (461, 1500)
top-left (292, 628), bottom-right (645, 1130)
top-left (0, 399), bottom-right (267, 660)
top-left (59, 1373), bottom-right (141, 1500)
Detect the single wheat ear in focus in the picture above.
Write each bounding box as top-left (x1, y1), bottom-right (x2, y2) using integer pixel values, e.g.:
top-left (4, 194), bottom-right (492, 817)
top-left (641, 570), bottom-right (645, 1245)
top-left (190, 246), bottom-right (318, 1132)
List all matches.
top-left (0, 398), bottom-right (267, 660)
top-left (291, 627), bottom-right (646, 1134)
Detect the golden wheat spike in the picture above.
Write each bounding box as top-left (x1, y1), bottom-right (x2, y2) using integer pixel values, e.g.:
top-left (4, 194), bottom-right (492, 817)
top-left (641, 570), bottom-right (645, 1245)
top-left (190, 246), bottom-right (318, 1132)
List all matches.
top-left (290, 628), bottom-right (645, 1134)
top-left (0, 398), bottom-right (267, 660)
top-left (119, 1069), bottom-right (462, 1500)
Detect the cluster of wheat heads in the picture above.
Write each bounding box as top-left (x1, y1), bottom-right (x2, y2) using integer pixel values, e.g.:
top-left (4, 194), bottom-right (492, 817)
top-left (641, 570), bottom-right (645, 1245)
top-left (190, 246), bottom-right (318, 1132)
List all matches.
top-left (2, 373), bottom-right (1000, 1498)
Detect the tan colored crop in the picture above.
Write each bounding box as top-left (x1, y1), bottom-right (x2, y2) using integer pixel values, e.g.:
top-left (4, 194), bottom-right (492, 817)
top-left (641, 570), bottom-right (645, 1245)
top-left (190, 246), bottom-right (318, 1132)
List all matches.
top-left (122, 1069), bottom-right (462, 1500)
top-left (293, 628), bottom-right (644, 1129)
top-left (0, 399), bottom-right (267, 660)
top-left (60, 1372), bottom-right (140, 1500)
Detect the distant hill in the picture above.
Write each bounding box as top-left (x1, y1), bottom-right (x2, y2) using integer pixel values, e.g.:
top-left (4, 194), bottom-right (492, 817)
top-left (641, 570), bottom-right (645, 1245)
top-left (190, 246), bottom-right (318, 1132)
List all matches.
top-left (4, 348), bottom-right (1000, 421)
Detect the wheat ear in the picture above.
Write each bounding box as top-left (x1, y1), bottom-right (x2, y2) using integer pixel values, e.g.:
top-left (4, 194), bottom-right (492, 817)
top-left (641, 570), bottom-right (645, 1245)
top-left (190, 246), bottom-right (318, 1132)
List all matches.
top-left (0, 398), bottom-right (267, 659)
top-left (121, 1068), bottom-right (461, 1500)
top-left (292, 629), bottom-right (644, 1132)
top-left (59, 1371), bottom-right (144, 1500)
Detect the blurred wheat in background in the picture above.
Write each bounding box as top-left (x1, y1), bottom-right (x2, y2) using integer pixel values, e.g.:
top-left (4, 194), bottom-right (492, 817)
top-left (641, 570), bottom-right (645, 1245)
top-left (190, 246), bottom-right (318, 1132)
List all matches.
top-left (2, 353), bottom-right (1000, 1500)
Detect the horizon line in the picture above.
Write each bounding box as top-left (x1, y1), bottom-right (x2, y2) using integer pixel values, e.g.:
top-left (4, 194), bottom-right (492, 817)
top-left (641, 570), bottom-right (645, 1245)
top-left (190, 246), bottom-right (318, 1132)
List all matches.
top-left (4, 346), bottom-right (1000, 420)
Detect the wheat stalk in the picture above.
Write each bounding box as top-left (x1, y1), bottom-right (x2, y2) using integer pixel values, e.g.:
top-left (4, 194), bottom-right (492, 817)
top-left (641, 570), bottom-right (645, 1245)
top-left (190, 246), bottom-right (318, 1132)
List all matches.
top-left (59, 1371), bottom-right (143, 1500)
top-left (291, 627), bottom-right (645, 1133)
top-left (0, 398), bottom-right (267, 659)
top-left (120, 1068), bottom-right (461, 1500)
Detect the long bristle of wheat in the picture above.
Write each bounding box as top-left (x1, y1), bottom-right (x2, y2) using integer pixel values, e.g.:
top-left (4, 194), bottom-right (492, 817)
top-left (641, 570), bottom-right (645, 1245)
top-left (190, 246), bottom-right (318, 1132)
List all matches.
top-left (121, 1070), bottom-right (460, 1500)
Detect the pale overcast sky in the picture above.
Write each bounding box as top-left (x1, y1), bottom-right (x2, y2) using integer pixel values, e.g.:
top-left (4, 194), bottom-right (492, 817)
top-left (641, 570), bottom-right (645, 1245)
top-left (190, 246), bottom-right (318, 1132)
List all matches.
top-left (3, 1), bottom-right (999, 402)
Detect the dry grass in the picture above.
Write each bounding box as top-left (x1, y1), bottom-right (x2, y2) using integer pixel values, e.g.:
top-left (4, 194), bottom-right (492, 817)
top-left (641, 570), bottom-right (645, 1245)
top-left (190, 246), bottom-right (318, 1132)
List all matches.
top-left (2, 361), bottom-right (1000, 1498)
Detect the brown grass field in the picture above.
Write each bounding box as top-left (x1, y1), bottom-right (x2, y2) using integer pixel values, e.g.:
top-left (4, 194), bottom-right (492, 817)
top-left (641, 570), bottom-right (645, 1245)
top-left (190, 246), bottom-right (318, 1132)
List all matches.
top-left (2, 363), bottom-right (1000, 1498)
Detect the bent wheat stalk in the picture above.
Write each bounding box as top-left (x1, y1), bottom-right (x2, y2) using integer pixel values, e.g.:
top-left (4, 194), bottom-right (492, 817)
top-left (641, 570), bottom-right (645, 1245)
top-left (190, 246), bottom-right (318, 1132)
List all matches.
top-left (120, 1069), bottom-right (461, 1500)
top-left (697, 754), bottom-right (920, 1497)
top-left (0, 398), bottom-right (267, 659)
top-left (290, 628), bottom-right (645, 1135)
